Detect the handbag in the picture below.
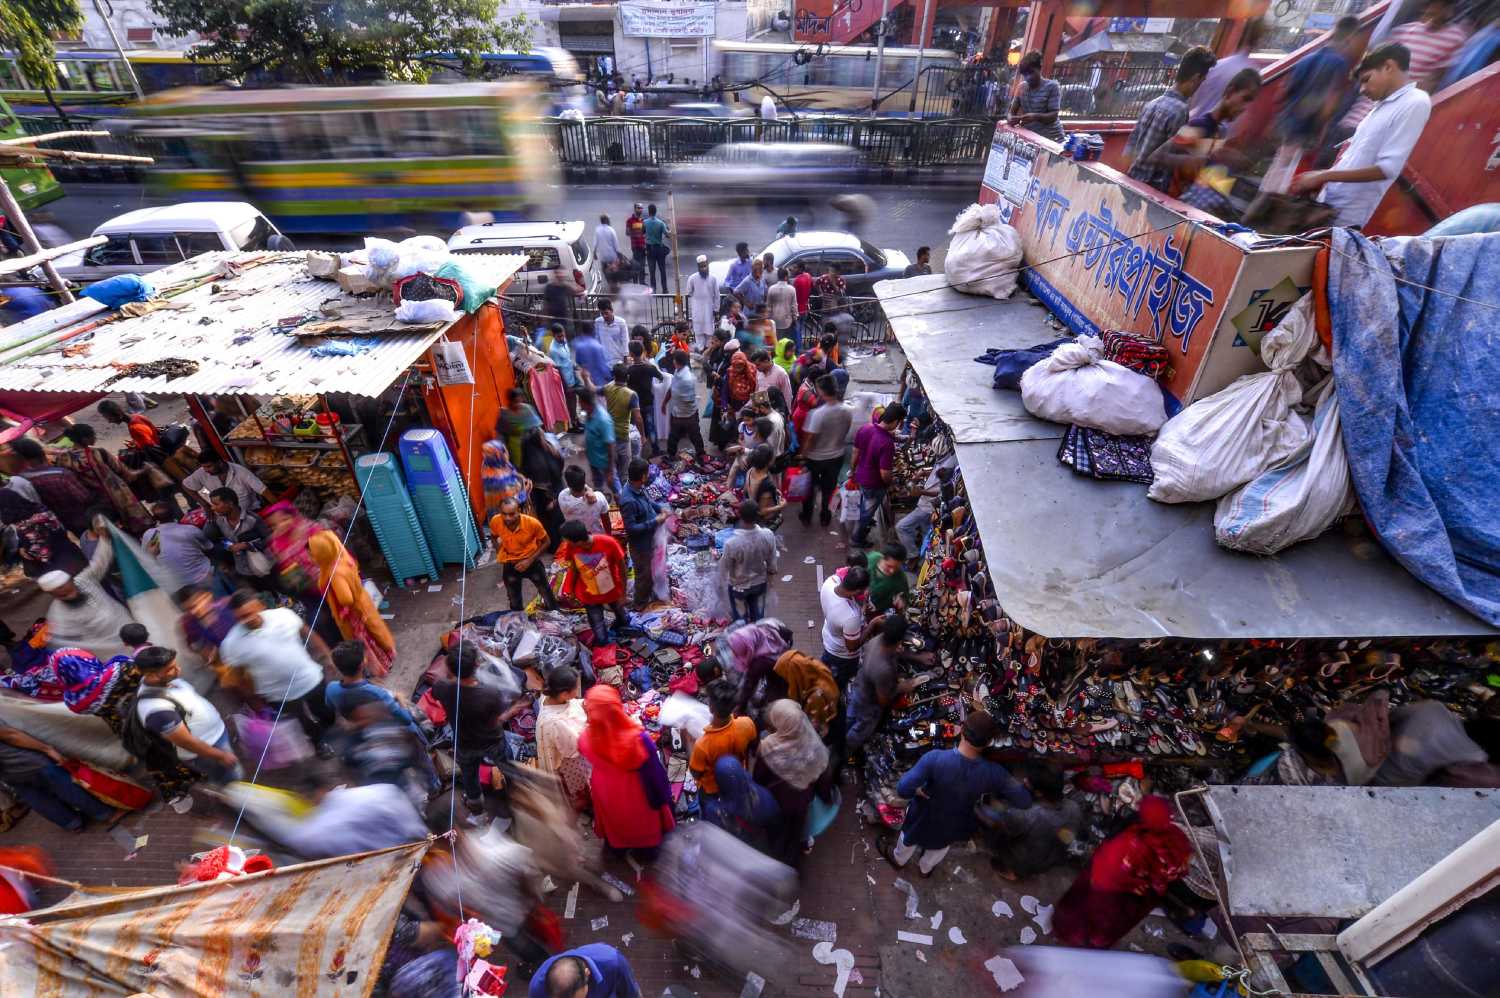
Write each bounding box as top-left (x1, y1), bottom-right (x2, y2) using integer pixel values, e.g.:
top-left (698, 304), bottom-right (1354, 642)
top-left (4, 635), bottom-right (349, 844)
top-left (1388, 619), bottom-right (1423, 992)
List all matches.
top-left (62, 759), bottom-right (152, 810)
top-left (805, 786), bottom-right (842, 839)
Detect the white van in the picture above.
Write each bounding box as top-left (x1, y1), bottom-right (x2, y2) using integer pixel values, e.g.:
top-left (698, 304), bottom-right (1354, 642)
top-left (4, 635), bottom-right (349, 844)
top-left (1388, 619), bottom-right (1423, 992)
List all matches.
top-left (51, 202), bottom-right (285, 282)
top-left (446, 220), bottom-right (603, 297)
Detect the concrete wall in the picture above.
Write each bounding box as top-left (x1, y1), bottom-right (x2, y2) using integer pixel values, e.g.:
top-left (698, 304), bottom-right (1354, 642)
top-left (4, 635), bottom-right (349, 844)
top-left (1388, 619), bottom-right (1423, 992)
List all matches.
top-left (74, 0), bottom-right (198, 49)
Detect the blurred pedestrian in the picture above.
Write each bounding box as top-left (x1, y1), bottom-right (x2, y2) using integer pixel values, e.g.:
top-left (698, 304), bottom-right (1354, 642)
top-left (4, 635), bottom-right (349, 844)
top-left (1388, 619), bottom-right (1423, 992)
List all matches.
top-left (555, 521), bottom-right (629, 644)
top-left (35, 531), bottom-right (132, 661)
top-left (578, 685), bottom-right (675, 859)
top-left (500, 388), bottom-right (543, 466)
top-left (520, 427), bottom-right (567, 546)
top-left (260, 501), bottom-right (322, 598)
top-left (491, 497), bottom-right (560, 613)
top-left (625, 203), bottom-right (647, 283)
top-left (578, 387), bottom-right (618, 495)
top-left (132, 645), bottom-right (241, 784)
top-left (7, 437), bottom-right (94, 537)
top-left (49, 424), bottom-right (153, 535)
top-left (219, 590), bottom-right (335, 746)
top-left (1121, 46), bottom-right (1217, 192)
top-left (594, 213), bottom-right (622, 275)
top-left (1190, 18), bottom-right (1266, 117)
top-left (662, 348), bottom-right (706, 462)
top-left (602, 365), bottom-right (642, 488)
top-left (308, 531), bottom-right (395, 677)
top-left (754, 699), bottom-right (833, 869)
top-left (542, 262), bottom-right (583, 333)
top-left (881, 710), bottom-right (1030, 877)
top-left (625, 340), bottom-right (665, 457)
top-left (433, 644), bottom-right (518, 817)
top-left (1054, 795), bottom-right (1192, 948)
top-left (619, 459), bottom-right (665, 610)
top-left (1269, 16), bottom-right (1363, 185)
top-left (534, 665), bottom-right (591, 811)
top-left (979, 761), bottom-right (1083, 880)
top-left (0, 486), bottom-right (84, 581)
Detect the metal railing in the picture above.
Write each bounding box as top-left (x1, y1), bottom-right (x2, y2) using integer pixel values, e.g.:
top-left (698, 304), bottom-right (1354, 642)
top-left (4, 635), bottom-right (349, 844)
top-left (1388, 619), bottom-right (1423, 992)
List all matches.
top-left (545, 114), bottom-right (996, 170)
top-left (1051, 61), bottom-right (1178, 120)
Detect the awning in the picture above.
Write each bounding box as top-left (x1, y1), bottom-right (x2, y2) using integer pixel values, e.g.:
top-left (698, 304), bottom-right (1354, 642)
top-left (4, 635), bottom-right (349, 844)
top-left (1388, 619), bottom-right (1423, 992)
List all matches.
top-left (0, 251), bottom-right (524, 399)
top-left (877, 275), bottom-right (1497, 640)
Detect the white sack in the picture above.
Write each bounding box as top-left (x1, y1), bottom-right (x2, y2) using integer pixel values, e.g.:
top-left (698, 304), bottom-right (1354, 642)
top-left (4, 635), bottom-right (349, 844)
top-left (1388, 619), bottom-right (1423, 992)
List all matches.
top-left (1148, 295), bottom-right (1318, 503)
top-left (1214, 379), bottom-right (1356, 555)
top-left (944, 203), bottom-right (1023, 299)
top-left (395, 298), bottom-right (457, 324)
top-left (1019, 342), bottom-right (1167, 435)
top-left (391, 235), bottom-right (450, 281)
top-left (363, 237), bottom-right (400, 287)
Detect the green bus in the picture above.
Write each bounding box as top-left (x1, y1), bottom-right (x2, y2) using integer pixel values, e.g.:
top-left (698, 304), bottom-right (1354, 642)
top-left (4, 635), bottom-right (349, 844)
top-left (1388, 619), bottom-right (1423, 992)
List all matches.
top-left (0, 95), bottom-right (64, 210)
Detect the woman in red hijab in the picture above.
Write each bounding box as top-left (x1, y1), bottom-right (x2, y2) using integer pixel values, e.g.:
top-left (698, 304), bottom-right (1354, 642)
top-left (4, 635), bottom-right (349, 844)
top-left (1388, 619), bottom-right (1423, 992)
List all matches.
top-left (577, 686), bottom-right (675, 858)
top-left (1053, 795), bottom-right (1192, 949)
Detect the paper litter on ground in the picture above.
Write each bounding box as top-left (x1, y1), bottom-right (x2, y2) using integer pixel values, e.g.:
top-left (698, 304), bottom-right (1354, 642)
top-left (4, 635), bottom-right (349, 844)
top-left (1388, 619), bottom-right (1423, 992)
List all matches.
top-left (690, 965), bottom-right (701, 979)
top-left (812, 942), bottom-right (854, 998)
top-left (991, 899), bottom-right (1014, 919)
top-left (590, 916), bottom-right (609, 931)
top-left (984, 955), bottom-right (1025, 992)
top-left (1144, 923), bottom-right (1166, 938)
top-left (894, 877), bottom-right (921, 919)
top-left (1020, 894), bottom-right (1039, 915)
top-left (540, 876), bottom-right (556, 893)
top-left (948, 926), bottom-right (967, 945)
top-left (781, 574), bottom-right (794, 582)
top-left (1032, 903), bottom-right (1053, 935)
top-left (915, 950), bottom-right (927, 963)
top-left (601, 872), bottom-right (636, 897)
top-left (790, 917), bottom-right (837, 942)
top-left (740, 971), bottom-right (766, 998)
top-left (1020, 926), bottom-right (1037, 945)
top-left (896, 931), bottom-right (934, 945)
top-left (929, 911), bottom-right (943, 930)
top-left (563, 882), bottom-right (579, 919)
top-left (621, 932), bottom-right (634, 947)
top-left (427, 584), bottom-right (442, 593)
top-left (803, 555), bottom-right (816, 563)
top-left (770, 899), bottom-right (800, 925)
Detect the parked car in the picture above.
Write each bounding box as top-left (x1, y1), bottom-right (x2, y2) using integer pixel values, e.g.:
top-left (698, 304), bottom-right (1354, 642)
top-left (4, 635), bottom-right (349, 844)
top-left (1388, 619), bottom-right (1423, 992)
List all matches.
top-left (710, 231), bottom-right (910, 318)
top-left (49, 202), bottom-right (284, 283)
top-left (665, 143), bottom-right (878, 235)
top-left (446, 220), bottom-right (604, 296)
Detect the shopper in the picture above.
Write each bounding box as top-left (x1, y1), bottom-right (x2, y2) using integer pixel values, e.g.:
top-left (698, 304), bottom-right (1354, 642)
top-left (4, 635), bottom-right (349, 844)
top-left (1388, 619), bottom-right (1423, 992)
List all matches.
top-left (725, 242), bottom-right (754, 291)
top-left (881, 710), bottom-right (1031, 878)
top-left (558, 465), bottom-right (608, 536)
top-left (219, 590), bottom-right (336, 745)
top-left (433, 644), bottom-right (517, 817)
top-left (625, 340), bottom-right (666, 457)
top-left (798, 376), bottom-right (852, 527)
top-left (1290, 42), bottom-right (1434, 228)
top-left (50, 424), bottom-right (153, 535)
top-left (690, 678), bottom-right (758, 800)
top-left (752, 349), bottom-right (793, 412)
top-left (1122, 46), bottom-right (1217, 192)
top-left (578, 387), bottom-right (618, 495)
top-left (1054, 795), bottom-right (1192, 948)
top-left (35, 531), bottom-right (133, 661)
top-left (0, 724), bottom-right (117, 831)
top-left (849, 401), bottom-right (905, 548)
top-left (619, 459), bottom-right (666, 610)
top-left (864, 542), bottom-right (910, 613)
top-left (258, 501), bottom-right (322, 598)
top-left (662, 348), bottom-right (706, 462)
top-left (570, 325), bottom-right (612, 390)
top-left (625, 203), bottom-right (647, 283)
top-left (529, 943), bottom-right (640, 998)
top-left (819, 564), bottom-right (873, 688)
top-left (643, 203), bottom-right (670, 292)
top-left (6, 437), bottom-right (95, 537)
top-left (686, 254), bottom-right (720, 352)
top-left (534, 665), bottom-right (591, 812)
top-left (577, 685), bottom-right (675, 858)
top-left (771, 648), bottom-right (841, 741)
top-left (742, 446), bottom-right (786, 530)
top-left (979, 761), bottom-right (1084, 881)
top-left (547, 325), bottom-right (582, 431)
top-left (555, 521), bottom-right (629, 645)
top-left (499, 389), bottom-right (543, 467)
top-left (182, 456), bottom-right (273, 514)
top-left (754, 699), bottom-right (832, 870)
top-left (202, 488), bottom-right (272, 589)
top-left (594, 213), bottom-right (622, 273)
top-left (845, 615), bottom-right (930, 766)
top-left (593, 300), bottom-right (631, 369)
top-left (131, 645), bottom-right (241, 784)
top-left (766, 268), bottom-right (799, 352)
top-left (325, 640), bottom-right (423, 730)
top-left (519, 427), bottom-right (567, 546)
top-left (308, 531), bottom-right (396, 677)
top-left (0, 647), bottom-right (140, 740)
top-left (902, 246), bottom-right (932, 278)
top-left (491, 497), bottom-right (560, 612)
top-left (718, 501), bottom-right (779, 623)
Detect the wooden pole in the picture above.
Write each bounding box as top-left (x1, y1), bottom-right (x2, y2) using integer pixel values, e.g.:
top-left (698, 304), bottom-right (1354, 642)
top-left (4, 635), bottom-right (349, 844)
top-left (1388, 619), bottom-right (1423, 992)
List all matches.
top-left (0, 236), bottom-right (107, 276)
top-left (667, 188), bottom-right (683, 312)
top-left (0, 175), bottom-right (74, 304)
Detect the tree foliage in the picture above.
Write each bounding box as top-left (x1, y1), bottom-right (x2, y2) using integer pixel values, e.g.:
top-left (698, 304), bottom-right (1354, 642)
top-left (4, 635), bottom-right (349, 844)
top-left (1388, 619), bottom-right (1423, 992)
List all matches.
top-left (148, 0), bottom-right (532, 84)
top-left (0, 0), bottom-right (84, 90)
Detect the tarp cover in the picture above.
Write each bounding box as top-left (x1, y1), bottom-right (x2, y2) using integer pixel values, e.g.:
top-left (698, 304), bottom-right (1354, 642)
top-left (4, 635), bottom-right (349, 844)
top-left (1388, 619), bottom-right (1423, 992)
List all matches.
top-left (0, 840), bottom-right (428, 996)
top-left (1329, 229), bottom-right (1500, 626)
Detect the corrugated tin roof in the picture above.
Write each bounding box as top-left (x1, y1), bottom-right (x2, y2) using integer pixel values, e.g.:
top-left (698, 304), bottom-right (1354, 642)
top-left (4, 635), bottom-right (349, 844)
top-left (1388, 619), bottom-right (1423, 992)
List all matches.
top-left (0, 251), bottom-right (524, 399)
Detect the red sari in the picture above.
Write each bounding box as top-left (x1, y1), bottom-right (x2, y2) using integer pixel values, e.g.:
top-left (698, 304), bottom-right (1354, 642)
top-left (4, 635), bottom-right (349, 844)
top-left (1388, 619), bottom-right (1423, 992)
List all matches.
top-left (1053, 796), bottom-right (1191, 949)
top-left (577, 686), bottom-right (675, 850)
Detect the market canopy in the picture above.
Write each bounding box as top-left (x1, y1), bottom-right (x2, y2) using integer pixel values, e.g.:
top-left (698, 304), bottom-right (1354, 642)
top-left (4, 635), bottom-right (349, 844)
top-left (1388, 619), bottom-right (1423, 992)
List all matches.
top-left (0, 840), bottom-right (429, 995)
top-left (0, 250), bottom-right (524, 399)
top-left (876, 275), bottom-right (1497, 640)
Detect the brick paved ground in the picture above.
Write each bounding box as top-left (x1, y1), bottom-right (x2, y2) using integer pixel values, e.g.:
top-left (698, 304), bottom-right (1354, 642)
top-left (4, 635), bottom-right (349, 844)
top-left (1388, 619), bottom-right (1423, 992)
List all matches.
top-left (0, 350), bottom-right (1191, 994)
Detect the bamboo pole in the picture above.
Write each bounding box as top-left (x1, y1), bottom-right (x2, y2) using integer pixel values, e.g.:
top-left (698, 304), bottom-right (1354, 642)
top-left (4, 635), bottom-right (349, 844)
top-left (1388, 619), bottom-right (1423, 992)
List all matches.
top-left (0, 176), bottom-right (74, 304)
top-left (0, 236), bottom-right (107, 276)
top-left (0, 130), bottom-right (111, 145)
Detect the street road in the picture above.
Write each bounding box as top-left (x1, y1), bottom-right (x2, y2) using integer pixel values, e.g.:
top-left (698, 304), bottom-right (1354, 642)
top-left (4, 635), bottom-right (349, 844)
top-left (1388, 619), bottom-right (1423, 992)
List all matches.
top-left (42, 181), bottom-right (978, 270)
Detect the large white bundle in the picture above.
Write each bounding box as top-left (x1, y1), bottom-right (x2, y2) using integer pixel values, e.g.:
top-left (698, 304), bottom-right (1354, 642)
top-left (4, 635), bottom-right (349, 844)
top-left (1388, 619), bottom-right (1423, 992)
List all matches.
top-left (1019, 342), bottom-right (1167, 435)
top-left (944, 203), bottom-right (1023, 299)
top-left (1148, 295), bottom-right (1319, 503)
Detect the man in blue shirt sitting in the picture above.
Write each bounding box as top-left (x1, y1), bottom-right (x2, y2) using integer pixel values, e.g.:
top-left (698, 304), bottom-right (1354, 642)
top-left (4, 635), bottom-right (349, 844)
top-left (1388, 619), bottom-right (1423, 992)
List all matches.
top-left (530, 943), bottom-right (639, 997)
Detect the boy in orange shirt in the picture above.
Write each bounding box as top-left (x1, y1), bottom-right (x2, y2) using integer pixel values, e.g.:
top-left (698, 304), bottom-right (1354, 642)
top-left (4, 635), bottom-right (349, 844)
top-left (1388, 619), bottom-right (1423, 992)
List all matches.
top-left (688, 679), bottom-right (758, 797)
top-left (491, 497), bottom-right (559, 612)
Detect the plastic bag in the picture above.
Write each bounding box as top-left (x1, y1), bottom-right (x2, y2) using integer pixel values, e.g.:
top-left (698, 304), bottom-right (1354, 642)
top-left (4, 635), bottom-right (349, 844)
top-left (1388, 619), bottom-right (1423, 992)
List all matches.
top-left (944, 202), bottom-right (1024, 299)
top-left (395, 298), bottom-right (457, 324)
top-left (435, 260), bottom-right (497, 314)
top-left (651, 522), bottom-right (671, 602)
top-left (784, 466), bottom-right (811, 502)
top-left (392, 235), bottom-right (449, 281)
top-left (1148, 296), bottom-right (1318, 504)
top-left (364, 237), bottom-right (400, 287)
top-left (473, 647), bottom-right (522, 698)
top-left (1214, 380), bottom-right (1355, 555)
top-left (1019, 342), bottom-right (1166, 435)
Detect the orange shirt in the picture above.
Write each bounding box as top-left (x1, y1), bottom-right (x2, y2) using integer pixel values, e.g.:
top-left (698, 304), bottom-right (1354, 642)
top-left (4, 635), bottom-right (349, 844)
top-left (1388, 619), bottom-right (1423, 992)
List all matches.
top-left (688, 716), bottom-right (757, 794)
top-left (126, 413), bottom-right (159, 449)
top-left (490, 513), bottom-right (548, 564)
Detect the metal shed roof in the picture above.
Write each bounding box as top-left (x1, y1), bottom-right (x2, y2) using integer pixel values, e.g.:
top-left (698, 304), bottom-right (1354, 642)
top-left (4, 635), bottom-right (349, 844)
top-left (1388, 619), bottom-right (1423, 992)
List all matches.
top-left (0, 251), bottom-right (524, 399)
top-left (876, 274), bottom-right (1497, 640)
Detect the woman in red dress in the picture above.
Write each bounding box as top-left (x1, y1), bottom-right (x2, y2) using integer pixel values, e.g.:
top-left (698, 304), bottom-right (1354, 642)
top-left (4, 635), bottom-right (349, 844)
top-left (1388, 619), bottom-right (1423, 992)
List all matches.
top-left (576, 686), bottom-right (675, 860)
top-left (1053, 795), bottom-right (1192, 949)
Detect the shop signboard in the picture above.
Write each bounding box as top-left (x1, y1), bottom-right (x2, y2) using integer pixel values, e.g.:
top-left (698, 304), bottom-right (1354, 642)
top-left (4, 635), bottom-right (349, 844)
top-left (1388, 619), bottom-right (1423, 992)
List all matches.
top-left (977, 123), bottom-right (1316, 407)
top-left (619, 2), bottom-right (717, 38)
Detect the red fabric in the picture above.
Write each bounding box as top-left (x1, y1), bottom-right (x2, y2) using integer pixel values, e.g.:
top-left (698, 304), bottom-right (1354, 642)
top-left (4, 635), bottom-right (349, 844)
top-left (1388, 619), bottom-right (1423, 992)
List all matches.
top-left (0, 847), bottom-right (51, 915)
top-left (1313, 245), bottom-right (1334, 356)
top-left (791, 272), bottom-right (812, 314)
top-left (1089, 796), bottom-right (1191, 896)
top-left (578, 685), bottom-right (646, 769)
top-left (528, 365), bottom-right (570, 433)
top-left (62, 760), bottom-right (151, 810)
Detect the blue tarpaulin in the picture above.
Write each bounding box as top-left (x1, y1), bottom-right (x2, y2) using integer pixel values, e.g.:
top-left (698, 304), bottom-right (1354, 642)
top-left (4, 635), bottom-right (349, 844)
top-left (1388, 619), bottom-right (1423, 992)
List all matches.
top-left (1329, 229), bottom-right (1500, 627)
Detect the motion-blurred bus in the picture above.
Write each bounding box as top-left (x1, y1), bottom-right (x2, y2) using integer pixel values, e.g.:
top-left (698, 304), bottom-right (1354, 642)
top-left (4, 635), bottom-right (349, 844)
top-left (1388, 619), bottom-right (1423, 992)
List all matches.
top-left (0, 96), bottom-right (62, 209)
top-left (713, 40), bottom-right (962, 114)
top-left (118, 82), bottom-right (554, 234)
top-left (426, 47), bottom-right (591, 115)
top-left (0, 49), bottom-right (228, 111)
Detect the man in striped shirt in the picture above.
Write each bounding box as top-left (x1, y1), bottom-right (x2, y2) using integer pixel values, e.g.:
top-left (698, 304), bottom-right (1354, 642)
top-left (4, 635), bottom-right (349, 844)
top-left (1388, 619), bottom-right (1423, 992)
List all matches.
top-left (1341, 0), bottom-right (1468, 129)
top-left (1008, 51), bottom-right (1066, 144)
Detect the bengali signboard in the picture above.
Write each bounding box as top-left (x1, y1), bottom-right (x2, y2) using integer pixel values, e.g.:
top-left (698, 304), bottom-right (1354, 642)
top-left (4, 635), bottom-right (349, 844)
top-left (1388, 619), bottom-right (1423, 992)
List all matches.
top-left (978, 123), bottom-right (1316, 407)
top-left (619, 2), bottom-right (717, 37)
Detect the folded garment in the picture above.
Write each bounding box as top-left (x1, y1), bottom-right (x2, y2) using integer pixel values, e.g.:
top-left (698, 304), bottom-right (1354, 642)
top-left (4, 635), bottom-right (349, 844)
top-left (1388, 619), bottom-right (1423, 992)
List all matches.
top-left (1100, 330), bottom-right (1170, 380)
top-left (976, 338), bottom-right (1071, 390)
top-left (1057, 425), bottom-right (1154, 485)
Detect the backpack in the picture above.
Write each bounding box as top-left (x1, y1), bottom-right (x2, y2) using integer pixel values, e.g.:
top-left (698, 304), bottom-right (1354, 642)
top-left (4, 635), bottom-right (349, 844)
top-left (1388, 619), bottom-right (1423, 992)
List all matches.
top-left (121, 688), bottom-right (187, 761)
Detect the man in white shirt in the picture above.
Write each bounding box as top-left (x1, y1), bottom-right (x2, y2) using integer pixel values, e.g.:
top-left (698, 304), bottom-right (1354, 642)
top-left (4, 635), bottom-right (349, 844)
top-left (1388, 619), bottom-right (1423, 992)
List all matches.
top-left (557, 465), bottom-right (609, 535)
top-left (819, 566), bottom-right (874, 687)
top-left (595, 213), bottom-right (622, 271)
top-left (182, 458), bottom-right (272, 513)
top-left (685, 254), bottom-right (720, 352)
top-left (1290, 42), bottom-right (1432, 228)
top-left (593, 299), bottom-right (631, 368)
top-left (134, 645), bottom-right (241, 783)
top-left (219, 591), bottom-right (335, 743)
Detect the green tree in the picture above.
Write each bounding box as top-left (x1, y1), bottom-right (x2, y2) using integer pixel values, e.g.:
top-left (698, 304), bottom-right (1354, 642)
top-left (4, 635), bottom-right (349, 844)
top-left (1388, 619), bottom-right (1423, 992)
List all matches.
top-left (148, 0), bottom-right (531, 84)
top-left (0, 0), bottom-right (84, 90)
